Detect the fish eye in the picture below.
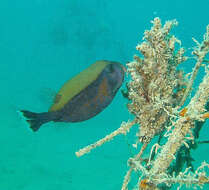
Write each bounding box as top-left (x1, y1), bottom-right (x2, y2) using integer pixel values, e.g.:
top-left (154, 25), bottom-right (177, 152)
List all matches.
top-left (108, 64), bottom-right (115, 73)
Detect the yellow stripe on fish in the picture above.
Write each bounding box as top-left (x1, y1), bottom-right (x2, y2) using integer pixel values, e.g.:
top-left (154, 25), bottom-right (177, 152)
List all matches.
top-left (49, 60), bottom-right (111, 112)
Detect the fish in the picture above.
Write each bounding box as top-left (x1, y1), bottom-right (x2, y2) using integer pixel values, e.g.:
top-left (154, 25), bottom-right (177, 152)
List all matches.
top-left (20, 60), bottom-right (125, 132)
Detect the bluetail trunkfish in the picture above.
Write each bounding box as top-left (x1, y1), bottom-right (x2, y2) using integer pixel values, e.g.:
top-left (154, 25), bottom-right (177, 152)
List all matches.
top-left (21, 60), bottom-right (125, 132)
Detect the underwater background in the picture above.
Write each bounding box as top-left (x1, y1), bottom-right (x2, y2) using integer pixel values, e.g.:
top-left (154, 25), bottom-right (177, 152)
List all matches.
top-left (0, 0), bottom-right (209, 189)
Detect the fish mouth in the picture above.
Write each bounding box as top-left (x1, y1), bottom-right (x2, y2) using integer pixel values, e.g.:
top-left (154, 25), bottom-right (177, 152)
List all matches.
top-left (121, 64), bottom-right (127, 73)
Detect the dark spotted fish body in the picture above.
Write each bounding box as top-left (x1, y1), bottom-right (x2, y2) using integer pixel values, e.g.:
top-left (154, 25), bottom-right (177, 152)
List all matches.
top-left (21, 60), bottom-right (125, 131)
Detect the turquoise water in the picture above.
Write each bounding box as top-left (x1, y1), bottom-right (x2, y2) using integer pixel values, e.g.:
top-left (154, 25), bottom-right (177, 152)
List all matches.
top-left (0, 0), bottom-right (208, 189)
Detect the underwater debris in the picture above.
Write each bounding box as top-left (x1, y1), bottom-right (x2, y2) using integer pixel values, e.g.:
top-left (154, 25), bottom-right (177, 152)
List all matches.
top-left (76, 18), bottom-right (209, 190)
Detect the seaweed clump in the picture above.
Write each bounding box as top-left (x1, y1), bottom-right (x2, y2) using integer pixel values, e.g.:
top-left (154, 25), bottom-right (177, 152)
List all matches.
top-left (126, 18), bottom-right (187, 144)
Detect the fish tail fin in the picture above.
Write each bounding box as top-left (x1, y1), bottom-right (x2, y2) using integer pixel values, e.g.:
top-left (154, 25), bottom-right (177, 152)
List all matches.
top-left (20, 110), bottom-right (49, 132)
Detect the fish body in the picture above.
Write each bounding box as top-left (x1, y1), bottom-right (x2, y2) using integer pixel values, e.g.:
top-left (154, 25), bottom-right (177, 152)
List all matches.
top-left (21, 60), bottom-right (125, 131)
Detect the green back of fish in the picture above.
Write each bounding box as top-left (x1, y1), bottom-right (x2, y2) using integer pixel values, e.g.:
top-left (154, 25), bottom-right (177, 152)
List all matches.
top-left (49, 60), bottom-right (111, 111)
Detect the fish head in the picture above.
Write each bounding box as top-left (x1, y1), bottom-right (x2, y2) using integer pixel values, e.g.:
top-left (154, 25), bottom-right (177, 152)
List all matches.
top-left (104, 61), bottom-right (126, 95)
